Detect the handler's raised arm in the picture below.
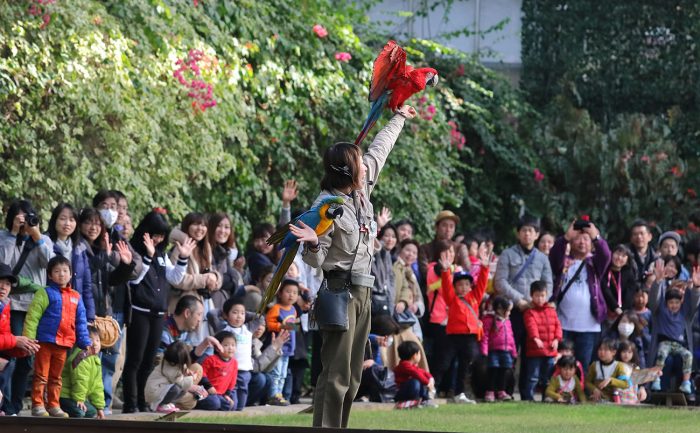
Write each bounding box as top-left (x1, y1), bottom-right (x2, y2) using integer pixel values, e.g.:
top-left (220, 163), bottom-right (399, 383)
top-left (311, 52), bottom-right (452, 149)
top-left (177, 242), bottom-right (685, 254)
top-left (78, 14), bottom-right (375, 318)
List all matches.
top-left (363, 106), bottom-right (416, 195)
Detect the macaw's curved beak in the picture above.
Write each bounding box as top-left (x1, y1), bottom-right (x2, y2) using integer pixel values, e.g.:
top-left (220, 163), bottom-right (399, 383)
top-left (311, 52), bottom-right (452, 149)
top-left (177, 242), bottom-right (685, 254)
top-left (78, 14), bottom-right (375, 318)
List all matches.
top-left (428, 74), bottom-right (439, 87)
top-left (325, 205), bottom-right (344, 220)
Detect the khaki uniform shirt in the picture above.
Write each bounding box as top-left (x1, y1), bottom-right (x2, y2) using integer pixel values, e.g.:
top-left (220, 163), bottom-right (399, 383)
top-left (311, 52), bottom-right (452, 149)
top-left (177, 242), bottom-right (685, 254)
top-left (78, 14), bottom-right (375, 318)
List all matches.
top-left (302, 115), bottom-right (406, 288)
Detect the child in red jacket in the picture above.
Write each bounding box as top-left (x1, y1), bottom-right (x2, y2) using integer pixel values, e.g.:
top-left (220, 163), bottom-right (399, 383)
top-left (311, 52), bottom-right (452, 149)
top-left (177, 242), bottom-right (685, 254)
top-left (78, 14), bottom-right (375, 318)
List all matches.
top-left (393, 341), bottom-right (437, 409)
top-left (0, 264), bottom-right (41, 414)
top-left (480, 296), bottom-right (517, 402)
top-left (522, 281), bottom-right (562, 400)
top-left (433, 245), bottom-right (491, 404)
top-left (198, 331), bottom-right (238, 411)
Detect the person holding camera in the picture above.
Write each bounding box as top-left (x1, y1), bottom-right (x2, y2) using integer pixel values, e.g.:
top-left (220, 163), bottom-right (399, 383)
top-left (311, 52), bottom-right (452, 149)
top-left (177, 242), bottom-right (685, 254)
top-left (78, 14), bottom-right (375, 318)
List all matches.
top-left (549, 219), bottom-right (611, 371)
top-left (0, 199), bottom-right (54, 415)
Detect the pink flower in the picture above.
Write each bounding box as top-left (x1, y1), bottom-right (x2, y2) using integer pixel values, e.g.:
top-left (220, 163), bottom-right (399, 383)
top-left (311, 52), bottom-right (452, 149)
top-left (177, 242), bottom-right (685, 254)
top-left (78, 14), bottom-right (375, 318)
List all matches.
top-left (655, 151), bottom-right (668, 161)
top-left (448, 121), bottom-right (466, 150)
top-left (671, 166), bottom-right (682, 177)
top-left (313, 24), bottom-right (328, 38)
top-left (640, 155), bottom-right (650, 164)
top-left (533, 168), bottom-right (545, 183)
top-left (421, 104), bottom-right (436, 121)
top-left (334, 52), bottom-right (352, 62)
top-left (687, 188), bottom-right (697, 199)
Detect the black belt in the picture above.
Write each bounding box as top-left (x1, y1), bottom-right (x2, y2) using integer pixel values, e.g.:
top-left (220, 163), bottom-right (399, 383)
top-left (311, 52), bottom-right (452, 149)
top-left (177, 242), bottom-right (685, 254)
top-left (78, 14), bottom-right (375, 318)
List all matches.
top-left (324, 270), bottom-right (351, 280)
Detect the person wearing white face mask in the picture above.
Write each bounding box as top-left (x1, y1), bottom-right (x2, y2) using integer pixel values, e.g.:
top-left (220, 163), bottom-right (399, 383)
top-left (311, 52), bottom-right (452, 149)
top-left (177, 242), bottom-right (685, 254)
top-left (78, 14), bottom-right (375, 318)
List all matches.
top-left (92, 190), bottom-right (143, 413)
top-left (604, 310), bottom-right (648, 368)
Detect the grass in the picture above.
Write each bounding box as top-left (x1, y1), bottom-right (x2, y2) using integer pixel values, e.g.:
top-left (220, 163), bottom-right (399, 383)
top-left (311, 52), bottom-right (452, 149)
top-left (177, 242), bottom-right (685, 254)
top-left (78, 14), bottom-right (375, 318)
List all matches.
top-left (185, 403), bottom-right (700, 432)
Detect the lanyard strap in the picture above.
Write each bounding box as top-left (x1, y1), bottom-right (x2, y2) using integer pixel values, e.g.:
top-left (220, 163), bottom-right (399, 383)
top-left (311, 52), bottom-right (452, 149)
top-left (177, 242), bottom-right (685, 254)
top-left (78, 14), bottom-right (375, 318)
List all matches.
top-left (608, 270), bottom-right (622, 307)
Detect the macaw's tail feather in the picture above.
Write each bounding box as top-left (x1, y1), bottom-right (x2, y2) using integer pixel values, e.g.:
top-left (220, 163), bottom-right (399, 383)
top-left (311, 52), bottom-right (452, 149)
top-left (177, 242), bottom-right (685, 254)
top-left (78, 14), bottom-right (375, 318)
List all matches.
top-left (355, 93), bottom-right (389, 146)
top-left (266, 225), bottom-right (290, 246)
top-left (257, 243), bottom-right (300, 314)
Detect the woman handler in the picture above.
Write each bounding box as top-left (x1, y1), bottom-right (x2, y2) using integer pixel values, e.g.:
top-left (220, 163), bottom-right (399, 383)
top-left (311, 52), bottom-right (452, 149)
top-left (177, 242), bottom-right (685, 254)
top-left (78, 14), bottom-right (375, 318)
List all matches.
top-left (291, 105), bottom-right (416, 427)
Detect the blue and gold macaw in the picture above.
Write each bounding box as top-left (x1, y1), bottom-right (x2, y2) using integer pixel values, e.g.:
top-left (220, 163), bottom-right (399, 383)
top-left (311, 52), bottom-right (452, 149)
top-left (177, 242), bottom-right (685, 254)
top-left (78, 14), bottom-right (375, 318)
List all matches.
top-left (258, 195), bottom-right (345, 313)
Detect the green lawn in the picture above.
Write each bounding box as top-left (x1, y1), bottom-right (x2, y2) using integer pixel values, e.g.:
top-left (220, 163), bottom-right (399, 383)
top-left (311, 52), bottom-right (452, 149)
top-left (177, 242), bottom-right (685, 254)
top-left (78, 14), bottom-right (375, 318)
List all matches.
top-left (186, 403), bottom-right (700, 432)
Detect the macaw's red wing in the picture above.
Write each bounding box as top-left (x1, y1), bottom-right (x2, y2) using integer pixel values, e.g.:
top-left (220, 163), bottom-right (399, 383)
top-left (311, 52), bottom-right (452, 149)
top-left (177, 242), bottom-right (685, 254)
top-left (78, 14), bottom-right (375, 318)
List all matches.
top-left (369, 40), bottom-right (407, 102)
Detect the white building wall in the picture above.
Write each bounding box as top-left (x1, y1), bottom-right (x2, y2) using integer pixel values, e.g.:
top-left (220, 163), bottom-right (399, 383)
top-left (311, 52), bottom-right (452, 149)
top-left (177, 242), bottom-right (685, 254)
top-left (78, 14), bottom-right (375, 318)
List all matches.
top-left (366, 0), bottom-right (522, 83)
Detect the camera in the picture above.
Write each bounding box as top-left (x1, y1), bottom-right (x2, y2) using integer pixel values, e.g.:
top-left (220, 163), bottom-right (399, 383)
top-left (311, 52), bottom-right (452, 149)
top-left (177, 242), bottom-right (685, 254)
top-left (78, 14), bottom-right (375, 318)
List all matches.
top-left (25, 212), bottom-right (40, 227)
top-left (573, 219), bottom-right (591, 231)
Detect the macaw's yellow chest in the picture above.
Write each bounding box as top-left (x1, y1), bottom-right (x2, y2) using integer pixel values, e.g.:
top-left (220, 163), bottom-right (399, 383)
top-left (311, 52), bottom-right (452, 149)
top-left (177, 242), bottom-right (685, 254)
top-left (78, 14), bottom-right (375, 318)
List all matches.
top-left (315, 204), bottom-right (334, 235)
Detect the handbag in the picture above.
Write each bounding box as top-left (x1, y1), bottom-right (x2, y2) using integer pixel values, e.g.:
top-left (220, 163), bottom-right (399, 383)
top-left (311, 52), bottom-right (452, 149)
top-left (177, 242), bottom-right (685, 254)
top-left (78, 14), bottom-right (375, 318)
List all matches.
top-left (311, 201), bottom-right (363, 332)
top-left (371, 286), bottom-right (391, 316)
top-left (393, 309), bottom-right (417, 328)
top-left (312, 277), bottom-right (352, 331)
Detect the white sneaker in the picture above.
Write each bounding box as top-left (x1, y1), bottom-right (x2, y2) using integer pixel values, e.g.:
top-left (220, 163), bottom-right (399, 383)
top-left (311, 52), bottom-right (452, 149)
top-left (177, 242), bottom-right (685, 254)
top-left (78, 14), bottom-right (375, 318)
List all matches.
top-left (449, 393), bottom-right (477, 404)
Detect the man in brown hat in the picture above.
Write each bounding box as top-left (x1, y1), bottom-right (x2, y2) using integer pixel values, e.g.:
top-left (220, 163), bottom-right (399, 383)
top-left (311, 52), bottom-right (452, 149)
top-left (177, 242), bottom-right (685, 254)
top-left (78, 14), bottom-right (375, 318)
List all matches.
top-left (418, 210), bottom-right (469, 286)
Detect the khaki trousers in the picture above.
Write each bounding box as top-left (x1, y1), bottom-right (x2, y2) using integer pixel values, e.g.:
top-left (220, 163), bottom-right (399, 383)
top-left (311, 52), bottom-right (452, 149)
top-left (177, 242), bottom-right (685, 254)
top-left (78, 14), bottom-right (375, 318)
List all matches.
top-left (313, 285), bottom-right (371, 428)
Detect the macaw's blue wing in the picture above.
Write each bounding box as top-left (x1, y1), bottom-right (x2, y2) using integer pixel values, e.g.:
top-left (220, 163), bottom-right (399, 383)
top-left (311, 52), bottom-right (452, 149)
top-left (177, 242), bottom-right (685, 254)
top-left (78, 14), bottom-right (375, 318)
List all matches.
top-left (258, 244), bottom-right (300, 314)
top-left (259, 208), bottom-right (323, 314)
top-left (355, 92), bottom-right (389, 146)
top-left (278, 209), bottom-right (322, 250)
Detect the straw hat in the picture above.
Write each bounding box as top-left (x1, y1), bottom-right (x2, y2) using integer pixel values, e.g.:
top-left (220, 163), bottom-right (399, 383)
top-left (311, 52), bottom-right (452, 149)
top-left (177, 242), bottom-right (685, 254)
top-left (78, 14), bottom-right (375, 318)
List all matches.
top-left (435, 210), bottom-right (460, 225)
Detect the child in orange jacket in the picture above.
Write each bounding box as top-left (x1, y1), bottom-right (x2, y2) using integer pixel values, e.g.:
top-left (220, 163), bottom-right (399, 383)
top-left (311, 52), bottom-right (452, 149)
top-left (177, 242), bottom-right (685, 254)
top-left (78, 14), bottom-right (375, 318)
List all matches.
top-left (24, 256), bottom-right (92, 418)
top-left (431, 244), bottom-right (491, 404)
top-left (264, 279), bottom-right (299, 406)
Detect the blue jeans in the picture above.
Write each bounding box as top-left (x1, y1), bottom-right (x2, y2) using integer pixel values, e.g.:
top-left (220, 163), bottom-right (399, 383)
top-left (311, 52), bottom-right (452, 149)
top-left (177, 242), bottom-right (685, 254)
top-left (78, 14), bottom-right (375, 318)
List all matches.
top-left (247, 372), bottom-right (269, 406)
top-left (195, 394), bottom-right (235, 411)
top-left (234, 370), bottom-right (252, 411)
top-left (562, 330), bottom-right (599, 372)
top-left (4, 310), bottom-right (32, 415)
top-left (282, 367), bottom-right (293, 401)
top-left (395, 379), bottom-right (428, 402)
top-left (269, 355), bottom-right (289, 397)
top-left (100, 311), bottom-right (124, 410)
top-left (0, 355), bottom-right (11, 412)
top-left (522, 356), bottom-right (554, 400)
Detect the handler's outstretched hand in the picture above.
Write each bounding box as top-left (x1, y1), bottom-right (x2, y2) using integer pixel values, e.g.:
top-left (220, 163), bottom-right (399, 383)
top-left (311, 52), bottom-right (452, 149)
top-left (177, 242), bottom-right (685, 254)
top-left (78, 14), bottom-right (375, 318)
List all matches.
top-left (397, 105), bottom-right (417, 119)
top-left (290, 221), bottom-right (319, 246)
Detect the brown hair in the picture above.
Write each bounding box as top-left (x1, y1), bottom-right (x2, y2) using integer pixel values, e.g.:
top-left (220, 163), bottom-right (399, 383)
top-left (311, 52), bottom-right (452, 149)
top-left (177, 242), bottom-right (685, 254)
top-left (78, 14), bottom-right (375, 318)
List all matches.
top-left (320, 142), bottom-right (363, 191)
top-left (78, 207), bottom-right (107, 248)
top-left (207, 212), bottom-right (236, 250)
top-left (181, 212), bottom-right (211, 270)
top-left (432, 239), bottom-right (453, 262)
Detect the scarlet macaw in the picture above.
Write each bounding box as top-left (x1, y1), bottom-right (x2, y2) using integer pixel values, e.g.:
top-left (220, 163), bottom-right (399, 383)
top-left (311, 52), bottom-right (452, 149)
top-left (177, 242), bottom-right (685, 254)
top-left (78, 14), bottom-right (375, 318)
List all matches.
top-left (355, 40), bottom-right (439, 146)
top-left (258, 196), bottom-right (345, 313)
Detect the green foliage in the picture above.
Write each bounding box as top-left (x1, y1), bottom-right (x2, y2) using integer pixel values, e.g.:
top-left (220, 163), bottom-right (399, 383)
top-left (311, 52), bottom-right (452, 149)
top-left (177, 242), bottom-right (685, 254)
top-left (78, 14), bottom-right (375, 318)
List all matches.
top-left (0, 0), bottom-right (475, 241)
top-left (521, 0), bottom-right (700, 242)
top-left (3, 0), bottom-right (698, 248)
top-left (521, 0), bottom-right (700, 120)
top-left (530, 96), bottom-right (694, 242)
top-left (417, 44), bottom-right (540, 241)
